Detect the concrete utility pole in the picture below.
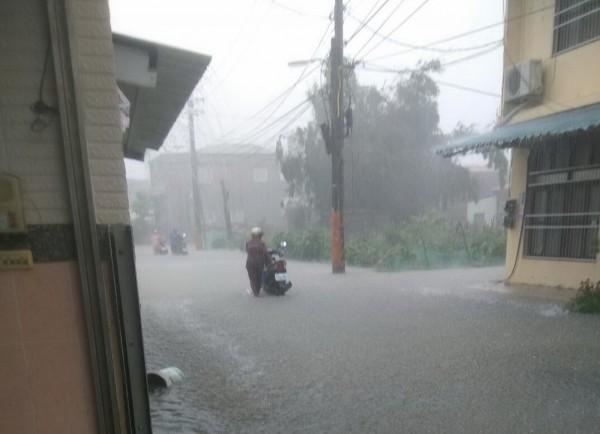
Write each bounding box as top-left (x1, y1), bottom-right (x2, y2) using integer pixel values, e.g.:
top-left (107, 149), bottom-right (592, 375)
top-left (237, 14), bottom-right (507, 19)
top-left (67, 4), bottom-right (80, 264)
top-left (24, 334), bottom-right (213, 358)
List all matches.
top-left (330, 0), bottom-right (345, 273)
top-left (188, 99), bottom-right (204, 249)
top-left (220, 179), bottom-right (233, 244)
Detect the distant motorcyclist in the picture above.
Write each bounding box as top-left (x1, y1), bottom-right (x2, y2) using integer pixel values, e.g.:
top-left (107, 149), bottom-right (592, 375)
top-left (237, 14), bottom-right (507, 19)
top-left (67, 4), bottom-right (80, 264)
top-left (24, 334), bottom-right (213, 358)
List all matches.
top-left (150, 230), bottom-right (166, 255)
top-left (246, 227), bottom-right (270, 297)
top-left (170, 229), bottom-right (182, 254)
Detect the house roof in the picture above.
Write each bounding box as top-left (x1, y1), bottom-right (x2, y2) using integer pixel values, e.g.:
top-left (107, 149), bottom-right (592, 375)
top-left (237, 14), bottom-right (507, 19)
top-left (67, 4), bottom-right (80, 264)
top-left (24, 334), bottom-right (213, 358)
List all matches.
top-left (436, 103), bottom-right (600, 158)
top-left (114, 34), bottom-right (212, 161)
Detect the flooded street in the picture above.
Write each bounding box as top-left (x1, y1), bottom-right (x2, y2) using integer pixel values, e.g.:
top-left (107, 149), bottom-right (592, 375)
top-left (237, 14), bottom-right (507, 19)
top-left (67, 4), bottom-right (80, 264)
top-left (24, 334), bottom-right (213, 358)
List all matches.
top-left (136, 248), bottom-right (600, 434)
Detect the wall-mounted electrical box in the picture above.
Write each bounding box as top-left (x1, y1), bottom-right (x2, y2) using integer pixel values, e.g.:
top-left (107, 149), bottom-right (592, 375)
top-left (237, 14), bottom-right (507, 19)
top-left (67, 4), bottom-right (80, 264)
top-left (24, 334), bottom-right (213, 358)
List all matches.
top-left (0, 174), bottom-right (27, 233)
top-left (0, 249), bottom-right (33, 270)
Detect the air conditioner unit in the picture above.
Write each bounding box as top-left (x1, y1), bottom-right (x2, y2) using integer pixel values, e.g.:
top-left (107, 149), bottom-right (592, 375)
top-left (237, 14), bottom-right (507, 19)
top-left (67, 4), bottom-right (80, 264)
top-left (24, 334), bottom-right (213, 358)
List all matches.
top-left (503, 59), bottom-right (543, 104)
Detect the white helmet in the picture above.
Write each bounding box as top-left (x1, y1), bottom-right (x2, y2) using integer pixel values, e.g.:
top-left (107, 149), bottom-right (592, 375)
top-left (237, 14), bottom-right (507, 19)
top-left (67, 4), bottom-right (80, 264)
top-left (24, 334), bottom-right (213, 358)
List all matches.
top-left (250, 227), bottom-right (263, 237)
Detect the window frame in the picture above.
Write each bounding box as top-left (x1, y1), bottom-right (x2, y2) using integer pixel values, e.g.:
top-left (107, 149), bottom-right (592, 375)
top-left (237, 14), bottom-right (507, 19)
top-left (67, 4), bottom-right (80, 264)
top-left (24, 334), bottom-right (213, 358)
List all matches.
top-left (553, 0), bottom-right (600, 55)
top-left (523, 136), bottom-right (600, 261)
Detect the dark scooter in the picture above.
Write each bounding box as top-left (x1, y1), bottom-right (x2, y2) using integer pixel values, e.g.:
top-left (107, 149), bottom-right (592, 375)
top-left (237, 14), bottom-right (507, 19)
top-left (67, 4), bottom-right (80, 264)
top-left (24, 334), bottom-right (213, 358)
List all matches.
top-left (262, 241), bottom-right (292, 296)
top-left (171, 232), bottom-right (189, 255)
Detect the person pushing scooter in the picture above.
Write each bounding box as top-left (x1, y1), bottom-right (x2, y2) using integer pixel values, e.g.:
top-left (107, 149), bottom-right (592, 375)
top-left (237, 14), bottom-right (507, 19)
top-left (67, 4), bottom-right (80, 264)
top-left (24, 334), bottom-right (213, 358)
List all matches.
top-left (245, 227), bottom-right (270, 297)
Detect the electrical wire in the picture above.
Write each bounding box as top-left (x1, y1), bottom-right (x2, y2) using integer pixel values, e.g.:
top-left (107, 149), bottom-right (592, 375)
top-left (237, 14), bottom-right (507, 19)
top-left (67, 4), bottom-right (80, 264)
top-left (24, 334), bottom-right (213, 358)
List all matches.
top-left (207, 63), bottom-right (321, 151)
top-left (206, 0), bottom-right (259, 80)
top-left (213, 97), bottom-right (313, 157)
top-left (360, 41), bottom-right (502, 74)
top-left (231, 98), bottom-right (313, 145)
top-left (215, 102), bottom-right (313, 174)
top-left (207, 0), bottom-right (273, 96)
top-left (30, 40), bottom-right (57, 132)
top-left (365, 1), bottom-right (558, 63)
top-left (211, 65), bottom-right (320, 154)
top-left (353, 0), bottom-right (435, 60)
top-left (348, 0), bottom-right (409, 52)
top-left (208, 15), bottom-right (332, 152)
top-left (254, 19), bottom-right (332, 138)
top-left (345, 0), bottom-right (393, 44)
top-left (264, 0), bottom-right (329, 19)
top-left (348, 11), bottom-right (503, 53)
top-left (434, 80), bottom-right (501, 98)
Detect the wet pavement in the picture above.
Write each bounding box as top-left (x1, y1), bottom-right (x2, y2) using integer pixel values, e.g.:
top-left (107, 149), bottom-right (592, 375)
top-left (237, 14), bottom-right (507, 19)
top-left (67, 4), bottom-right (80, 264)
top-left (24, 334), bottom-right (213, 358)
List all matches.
top-left (135, 248), bottom-right (600, 434)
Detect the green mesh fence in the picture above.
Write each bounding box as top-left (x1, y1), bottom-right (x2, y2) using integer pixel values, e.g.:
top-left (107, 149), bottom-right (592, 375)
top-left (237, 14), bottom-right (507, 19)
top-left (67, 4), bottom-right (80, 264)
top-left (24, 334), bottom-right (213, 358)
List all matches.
top-left (270, 216), bottom-right (507, 272)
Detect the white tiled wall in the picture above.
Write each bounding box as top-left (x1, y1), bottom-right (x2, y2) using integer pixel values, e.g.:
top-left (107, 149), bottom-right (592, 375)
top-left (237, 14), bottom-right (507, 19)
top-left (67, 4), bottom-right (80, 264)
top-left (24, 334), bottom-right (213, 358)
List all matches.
top-left (0, 0), bottom-right (130, 226)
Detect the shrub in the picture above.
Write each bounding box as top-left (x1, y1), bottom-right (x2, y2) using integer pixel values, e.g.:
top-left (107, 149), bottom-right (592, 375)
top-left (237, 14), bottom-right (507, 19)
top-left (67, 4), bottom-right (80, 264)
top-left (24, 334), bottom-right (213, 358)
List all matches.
top-left (567, 279), bottom-right (600, 313)
top-left (212, 237), bottom-right (226, 249)
top-left (270, 214), bottom-right (507, 270)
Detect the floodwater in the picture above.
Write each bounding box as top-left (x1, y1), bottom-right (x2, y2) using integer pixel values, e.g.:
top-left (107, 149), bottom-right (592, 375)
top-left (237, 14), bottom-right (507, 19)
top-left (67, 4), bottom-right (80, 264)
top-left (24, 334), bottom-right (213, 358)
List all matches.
top-left (135, 248), bottom-right (600, 434)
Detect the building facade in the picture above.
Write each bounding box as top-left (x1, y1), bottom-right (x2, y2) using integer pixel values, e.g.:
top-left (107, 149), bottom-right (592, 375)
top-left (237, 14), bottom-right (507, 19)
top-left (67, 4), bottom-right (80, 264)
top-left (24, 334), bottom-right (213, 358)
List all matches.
top-left (149, 145), bottom-right (287, 248)
top-left (466, 167), bottom-right (508, 228)
top-left (438, 0), bottom-right (600, 288)
top-left (0, 1), bottom-right (209, 432)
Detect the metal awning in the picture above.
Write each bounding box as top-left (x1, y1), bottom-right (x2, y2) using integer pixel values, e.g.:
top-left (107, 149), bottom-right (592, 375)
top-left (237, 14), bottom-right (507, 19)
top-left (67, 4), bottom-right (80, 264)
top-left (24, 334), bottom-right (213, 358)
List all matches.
top-left (113, 34), bottom-right (212, 161)
top-left (436, 103), bottom-right (600, 158)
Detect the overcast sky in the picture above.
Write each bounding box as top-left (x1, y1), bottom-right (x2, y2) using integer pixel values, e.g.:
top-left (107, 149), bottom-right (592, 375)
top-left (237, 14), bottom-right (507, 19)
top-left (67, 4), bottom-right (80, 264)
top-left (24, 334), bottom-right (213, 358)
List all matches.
top-left (109, 0), bottom-right (504, 178)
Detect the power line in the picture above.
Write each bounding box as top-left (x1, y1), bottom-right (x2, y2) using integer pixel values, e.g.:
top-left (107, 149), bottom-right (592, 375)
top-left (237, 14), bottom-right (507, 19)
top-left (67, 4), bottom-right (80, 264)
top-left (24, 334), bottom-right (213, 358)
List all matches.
top-left (207, 63), bottom-right (320, 149)
top-left (345, 0), bottom-right (393, 44)
top-left (348, 0), bottom-right (408, 52)
top-left (348, 11), bottom-right (503, 53)
top-left (207, 1), bottom-right (274, 96)
top-left (360, 41), bottom-right (502, 73)
top-left (207, 16), bottom-right (332, 152)
top-left (206, 0), bottom-right (259, 80)
top-left (256, 19), bottom-right (332, 138)
top-left (365, 1), bottom-right (558, 63)
top-left (264, 0), bottom-right (330, 19)
top-left (435, 81), bottom-right (501, 98)
top-left (230, 98), bottom-right (313, 145)
top-left (354, 0), bottom-right (435, 60)
top-left (220, 102), bottom-right (314, 173)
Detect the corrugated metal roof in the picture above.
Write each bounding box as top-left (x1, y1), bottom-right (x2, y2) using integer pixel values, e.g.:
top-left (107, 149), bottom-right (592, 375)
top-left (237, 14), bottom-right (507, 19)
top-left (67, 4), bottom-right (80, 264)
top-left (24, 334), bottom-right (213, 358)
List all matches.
top-left (436, 103), bottom-right (600, 158)
top-left (114, 34), bottom-right (211, 161)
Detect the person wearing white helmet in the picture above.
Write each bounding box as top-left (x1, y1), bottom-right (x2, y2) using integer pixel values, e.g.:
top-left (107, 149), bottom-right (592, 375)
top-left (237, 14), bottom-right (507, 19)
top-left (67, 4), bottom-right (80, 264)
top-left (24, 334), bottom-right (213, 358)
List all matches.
top-left (246, 226), bottom-right (270, 296)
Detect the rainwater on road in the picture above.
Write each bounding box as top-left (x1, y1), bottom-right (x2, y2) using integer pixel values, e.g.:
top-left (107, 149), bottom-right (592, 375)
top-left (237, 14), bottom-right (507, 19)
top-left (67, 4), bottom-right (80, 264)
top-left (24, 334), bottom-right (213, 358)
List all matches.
top-left (135, 248), bottom-right (600, 434)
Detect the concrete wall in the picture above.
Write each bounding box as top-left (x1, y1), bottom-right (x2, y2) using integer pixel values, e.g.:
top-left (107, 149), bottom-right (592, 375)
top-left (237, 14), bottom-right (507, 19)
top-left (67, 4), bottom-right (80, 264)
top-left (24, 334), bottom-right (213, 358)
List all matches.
top-left (1, 0), bottom-right (131, 432)
top-left (150, 151), bottom-right (288, 244)
top-left (0, 0), bottom-right (129, 226)
top-left (0, 0), bottom-right (71, 225)
top-left (503, 0), bottom-right (600, 288)
top-left (504, 0), bottom-right (600, 121)
top-left (64, 0), bottom-right (130, 224)
top-left (198, 152), bottom-right (287, 232)
top-left (467, 195), bottom-right (499, 226)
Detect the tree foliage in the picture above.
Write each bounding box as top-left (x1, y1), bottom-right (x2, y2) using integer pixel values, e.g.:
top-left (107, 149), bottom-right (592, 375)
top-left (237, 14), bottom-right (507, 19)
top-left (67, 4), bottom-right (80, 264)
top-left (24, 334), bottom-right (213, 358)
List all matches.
top-left (278, 62), bottom-right (476, 225)
top-left (451, 121), bottom-right (509, 189)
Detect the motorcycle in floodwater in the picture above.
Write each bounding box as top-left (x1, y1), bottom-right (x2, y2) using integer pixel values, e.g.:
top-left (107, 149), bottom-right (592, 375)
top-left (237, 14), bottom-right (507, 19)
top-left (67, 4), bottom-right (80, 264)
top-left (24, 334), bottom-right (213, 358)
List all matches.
top-left (262, 241), bottom-right (292, 296)
top-left (171, 232), bottom-right (189, 255)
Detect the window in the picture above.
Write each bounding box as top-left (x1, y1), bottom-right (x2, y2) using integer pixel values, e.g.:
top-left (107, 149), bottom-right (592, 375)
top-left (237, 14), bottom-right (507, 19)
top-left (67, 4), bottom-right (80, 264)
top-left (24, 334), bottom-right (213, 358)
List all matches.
top-left (523, 136), bottom-right (600, 260)
top-left (253, 168), bottom-right (268, 183)
top-left (553, 0), bottom-right (600, 54)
